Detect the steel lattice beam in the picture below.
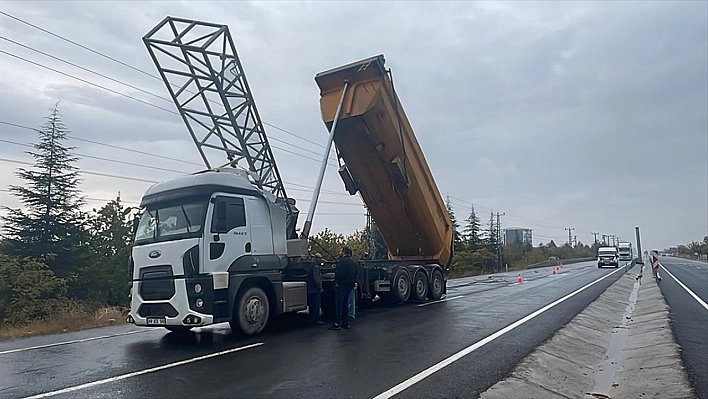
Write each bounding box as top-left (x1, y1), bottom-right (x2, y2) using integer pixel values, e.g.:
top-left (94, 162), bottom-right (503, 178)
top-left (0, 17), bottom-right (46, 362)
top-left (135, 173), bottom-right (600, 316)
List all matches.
top-left (143, 16), bottom-right (288, 200)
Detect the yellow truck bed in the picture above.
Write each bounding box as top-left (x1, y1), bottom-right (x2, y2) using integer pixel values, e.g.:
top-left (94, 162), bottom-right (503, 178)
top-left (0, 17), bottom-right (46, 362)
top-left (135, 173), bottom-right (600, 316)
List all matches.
top-left (315, 55), bottom-right (453, 266)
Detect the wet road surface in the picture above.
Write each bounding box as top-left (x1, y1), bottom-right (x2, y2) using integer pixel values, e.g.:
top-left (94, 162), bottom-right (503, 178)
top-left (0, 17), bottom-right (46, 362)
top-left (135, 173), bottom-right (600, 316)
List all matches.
top-left (1, 261), bottom-right (625, 399)
top-left (658, 256), bottom-right (708, 399)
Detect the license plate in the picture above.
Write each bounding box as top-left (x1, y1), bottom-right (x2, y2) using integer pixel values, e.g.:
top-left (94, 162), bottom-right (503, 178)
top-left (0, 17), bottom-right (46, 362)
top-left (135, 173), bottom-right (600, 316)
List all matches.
top-left (147, 317), bottom-right (166, 326)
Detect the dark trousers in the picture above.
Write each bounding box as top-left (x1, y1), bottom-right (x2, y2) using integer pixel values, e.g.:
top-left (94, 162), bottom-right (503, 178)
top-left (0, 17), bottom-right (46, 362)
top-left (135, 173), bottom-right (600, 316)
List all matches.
top-left (307, 291), bottom-right (321, 324)
top-left (335, 285), bottom-right (353, 326)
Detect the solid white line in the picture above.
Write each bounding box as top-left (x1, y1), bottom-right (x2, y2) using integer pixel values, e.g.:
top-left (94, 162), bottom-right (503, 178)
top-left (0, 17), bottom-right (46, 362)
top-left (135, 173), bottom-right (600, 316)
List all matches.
top-left (661, 265), bottom-right (708, 311)
top-left (23, 342), bottom-right (264, 399)
top-left (416, 295), bottom-right (464, 307)
top-left (373, 267), bottom-right (624, 399)
top-left (0, 330), bottom-right (151, 356)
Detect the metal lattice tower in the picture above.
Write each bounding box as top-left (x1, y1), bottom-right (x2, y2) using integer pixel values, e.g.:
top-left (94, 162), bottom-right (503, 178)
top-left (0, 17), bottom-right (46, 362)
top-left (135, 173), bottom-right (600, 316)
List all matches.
top-left (143, 17), bottom-right (287, 200)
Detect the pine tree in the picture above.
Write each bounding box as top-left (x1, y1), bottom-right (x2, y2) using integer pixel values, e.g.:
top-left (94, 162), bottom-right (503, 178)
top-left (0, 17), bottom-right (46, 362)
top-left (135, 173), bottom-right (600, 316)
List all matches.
top-left (463, 205), bottom-right (482, 251)
top-left (2, 105), bottom-right (88, 277)
top-left (446, 195), bottom-right (463, 252)
top-left (487, 211), bottom-right (498, 253)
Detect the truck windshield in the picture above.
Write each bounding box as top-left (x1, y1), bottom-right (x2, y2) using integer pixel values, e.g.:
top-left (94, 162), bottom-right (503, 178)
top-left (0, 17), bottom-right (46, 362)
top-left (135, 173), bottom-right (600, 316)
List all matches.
top-left (598, 250), bottom-right (616, 256)
top-left (134, 201), bottom-right (207, 245)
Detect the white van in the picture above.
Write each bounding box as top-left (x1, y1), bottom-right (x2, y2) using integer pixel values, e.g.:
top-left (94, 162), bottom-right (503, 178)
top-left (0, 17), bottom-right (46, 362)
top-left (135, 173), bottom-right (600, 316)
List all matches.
top-left (597, 247), bottom-right (619, 268)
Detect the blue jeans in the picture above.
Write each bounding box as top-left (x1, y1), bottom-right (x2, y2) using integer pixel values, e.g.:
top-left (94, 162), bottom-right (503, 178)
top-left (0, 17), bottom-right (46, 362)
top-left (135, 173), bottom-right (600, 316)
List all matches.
top-left (348, 288), bottom-right (356, 319)
top-left (335, 285), bottom-right (352, 326)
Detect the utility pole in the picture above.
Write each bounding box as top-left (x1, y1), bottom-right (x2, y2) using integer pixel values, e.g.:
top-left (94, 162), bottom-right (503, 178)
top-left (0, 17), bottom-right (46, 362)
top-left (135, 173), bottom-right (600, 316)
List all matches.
top-left (610, 235), bottom-right (616, 246)
top-left (592, 232), bottom-right (599, 248)
top-left (365, 208), bottom-right (375, 260)
top-left (573, 235), bottom-right (578, 247)
top-left (496, 212), bottom-right (505, 271)
top-left (602, 234), bottom-right (607, 246)
top-left (565, 227), bottom-right (575, 245)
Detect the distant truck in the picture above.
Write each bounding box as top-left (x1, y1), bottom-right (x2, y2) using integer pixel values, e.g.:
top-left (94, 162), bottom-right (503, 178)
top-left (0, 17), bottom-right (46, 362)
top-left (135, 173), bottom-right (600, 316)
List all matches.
top-left (617, 242), bottom-right (633, 261)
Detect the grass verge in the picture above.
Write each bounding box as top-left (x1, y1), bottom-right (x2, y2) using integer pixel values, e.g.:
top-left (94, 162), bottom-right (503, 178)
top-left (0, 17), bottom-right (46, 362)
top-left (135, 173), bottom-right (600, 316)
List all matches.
top-left (0, 306), bottom-right (129, 341)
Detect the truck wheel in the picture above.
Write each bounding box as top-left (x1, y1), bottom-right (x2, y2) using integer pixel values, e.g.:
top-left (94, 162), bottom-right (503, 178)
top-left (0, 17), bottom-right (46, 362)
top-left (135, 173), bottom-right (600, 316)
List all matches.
top-left (412, 271), bottom-right (429, 301)
top-left (428, 269), bottom-right (444, 300)
top-left (392, 268), bottom-right (411, 303)
top-left (230, 286), bottom-right (270, 336)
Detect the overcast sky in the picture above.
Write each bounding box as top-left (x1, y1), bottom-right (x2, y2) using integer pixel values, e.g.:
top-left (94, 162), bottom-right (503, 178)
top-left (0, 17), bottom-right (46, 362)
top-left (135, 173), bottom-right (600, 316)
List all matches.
top-left (0, 1), bottom-right (706, 252)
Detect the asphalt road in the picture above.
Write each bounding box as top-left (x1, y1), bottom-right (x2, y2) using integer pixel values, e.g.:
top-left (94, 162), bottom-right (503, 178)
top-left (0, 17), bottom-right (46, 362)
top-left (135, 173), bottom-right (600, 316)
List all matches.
top-left (0, 261), bottom-right (626, 399)
top-left (657, 256), bottom-right (708, 399)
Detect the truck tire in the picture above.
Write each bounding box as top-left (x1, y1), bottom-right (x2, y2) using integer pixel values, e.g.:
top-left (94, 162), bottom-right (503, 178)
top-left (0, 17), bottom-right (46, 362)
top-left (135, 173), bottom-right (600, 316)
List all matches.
top-left (428, 269), bottom-right (444, 300)
top-left (230, 286), bottom-right (270, 336)
top-left (412, 271), bottom-right (429, 301)
top-left (392, 268), bottom-right (411, 303)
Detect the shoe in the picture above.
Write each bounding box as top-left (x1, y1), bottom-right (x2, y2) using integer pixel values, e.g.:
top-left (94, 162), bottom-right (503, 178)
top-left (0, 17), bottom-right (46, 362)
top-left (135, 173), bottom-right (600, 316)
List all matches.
top-left (341, 323), bottom-right (350, 329)
top-left (329, 324), bottom-right (341, 330)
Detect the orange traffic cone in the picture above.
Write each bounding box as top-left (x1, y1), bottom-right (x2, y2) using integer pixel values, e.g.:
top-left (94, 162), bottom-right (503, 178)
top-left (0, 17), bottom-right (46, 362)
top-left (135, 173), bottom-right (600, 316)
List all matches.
top-left (517, 273), bottom-right (523, 284)
top-left (552, 267), bottom-right (557, 275)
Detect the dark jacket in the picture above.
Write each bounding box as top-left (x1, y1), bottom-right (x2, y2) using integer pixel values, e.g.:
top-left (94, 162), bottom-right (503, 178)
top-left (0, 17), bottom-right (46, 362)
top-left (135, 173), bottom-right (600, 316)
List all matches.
top-left (335, 256), bottom-right (358, 288)
top-left (306, 261), bottom-right (323, 293)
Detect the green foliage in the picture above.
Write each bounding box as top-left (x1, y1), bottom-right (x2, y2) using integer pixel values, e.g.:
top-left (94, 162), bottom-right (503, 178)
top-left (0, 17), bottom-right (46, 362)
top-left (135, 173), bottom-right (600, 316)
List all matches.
top-left (74, 195), bottom-right (132, 306)
top-left (446, 196), bottom-right (464, 252)
top-left (448, 249), bottom-right (497, 278)
top-left (486, 211), bottom-right (498, 252)
top-left (462, 205), bottom-right (483, 251)
top-left (309, 228), bottom-right (370, 261)
top-left (309, 228), bottom-right (345, 261)
top-left (1, 105), bottom-right (89, 279)
top-left (0, 254), bottom-right (68, 325)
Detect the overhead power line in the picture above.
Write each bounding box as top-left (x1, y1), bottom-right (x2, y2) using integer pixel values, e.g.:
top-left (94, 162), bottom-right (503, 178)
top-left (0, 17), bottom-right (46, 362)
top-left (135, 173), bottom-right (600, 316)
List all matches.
top-left (0, 10), bottom-right (159, 81)
top-left (0, 188), bottom-right (141, 205)
top-left (0, 138), bottom-right (191, 174)
top-left (0, 157), bottom-right (159, 183)
top-left (0, 10), bottom-right (332, 153)
top-left (0, 35), bottom-right (337, 163)
top-left (0, 35), bottom-right (173, 104)
top-left (0, 49), bottom-right (177, 114)
top-left (1, 120), bottom-right (203, 167)
top-left (0, 157), bottom-right (363, 206)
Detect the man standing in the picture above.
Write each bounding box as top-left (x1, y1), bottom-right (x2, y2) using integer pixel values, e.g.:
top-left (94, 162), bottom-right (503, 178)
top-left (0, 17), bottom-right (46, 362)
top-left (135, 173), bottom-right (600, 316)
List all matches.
top-left (330, 246), bottom-right (357, 330)
top-left (307, 253), bottom-right (325, 325)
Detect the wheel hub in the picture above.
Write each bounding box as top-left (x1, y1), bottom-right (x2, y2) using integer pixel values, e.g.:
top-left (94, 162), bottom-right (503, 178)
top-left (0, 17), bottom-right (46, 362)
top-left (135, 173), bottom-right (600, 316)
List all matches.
top-left (245, 297), bottom-right (264, 324)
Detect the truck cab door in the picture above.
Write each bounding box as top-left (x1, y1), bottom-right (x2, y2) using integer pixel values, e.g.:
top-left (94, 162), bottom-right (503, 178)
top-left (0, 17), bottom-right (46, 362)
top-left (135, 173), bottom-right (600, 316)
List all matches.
top-left (204, 195), bottom-right (251, 273)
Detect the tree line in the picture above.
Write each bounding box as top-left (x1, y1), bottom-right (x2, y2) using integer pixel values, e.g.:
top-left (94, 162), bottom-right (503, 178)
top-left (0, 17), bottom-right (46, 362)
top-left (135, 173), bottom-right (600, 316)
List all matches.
top-left (672, 237), bottom-right (708, 259)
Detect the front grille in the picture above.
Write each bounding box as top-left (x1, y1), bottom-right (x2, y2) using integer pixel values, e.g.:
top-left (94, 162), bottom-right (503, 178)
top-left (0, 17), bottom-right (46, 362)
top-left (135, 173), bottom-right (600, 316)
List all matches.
top-left (139, 265), bottom-right (175, 300)
top-left (138, 303), bottom-right (178, 318)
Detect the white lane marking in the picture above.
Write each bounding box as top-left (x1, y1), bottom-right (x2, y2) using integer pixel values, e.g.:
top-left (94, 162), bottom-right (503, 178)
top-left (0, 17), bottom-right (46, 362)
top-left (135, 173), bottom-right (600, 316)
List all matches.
top-left (661, 265), bottom-right (708, 311)
top-left (374, 267), bottom-right (624, 399)
top-left (416, 295), bottom-right (464, 307)
top-left (23, 342), bottom-right (264, 399)
top-left (0, 330), bottom-right (152, 356)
